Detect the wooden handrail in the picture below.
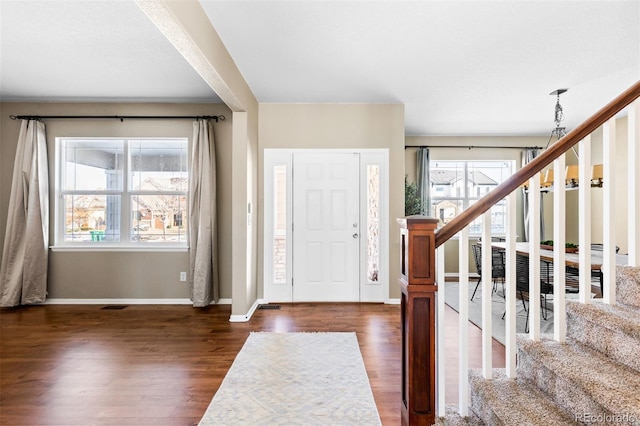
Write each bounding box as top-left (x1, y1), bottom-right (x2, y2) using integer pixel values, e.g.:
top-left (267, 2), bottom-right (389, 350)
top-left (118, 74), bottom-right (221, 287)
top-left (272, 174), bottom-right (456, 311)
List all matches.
top-left (435, 80), bottom-right (640, 248)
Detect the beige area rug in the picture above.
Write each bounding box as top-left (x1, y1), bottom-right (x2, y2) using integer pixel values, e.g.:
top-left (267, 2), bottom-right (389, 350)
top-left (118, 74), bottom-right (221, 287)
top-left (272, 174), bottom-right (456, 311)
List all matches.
top-left (198, 332), bottom-right (382, 426)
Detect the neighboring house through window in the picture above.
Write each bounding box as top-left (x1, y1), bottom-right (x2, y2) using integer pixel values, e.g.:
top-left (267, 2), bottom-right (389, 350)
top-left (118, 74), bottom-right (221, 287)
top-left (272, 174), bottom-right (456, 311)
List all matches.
top-left (429, 160), bottom-right (513, 235)
top-left (56, 138), bottom-right (188, 246)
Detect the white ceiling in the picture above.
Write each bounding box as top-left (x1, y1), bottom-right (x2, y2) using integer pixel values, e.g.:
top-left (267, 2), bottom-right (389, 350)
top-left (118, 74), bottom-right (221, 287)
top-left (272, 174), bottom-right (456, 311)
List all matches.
top-left (1, 0), bottom-right (638, 136)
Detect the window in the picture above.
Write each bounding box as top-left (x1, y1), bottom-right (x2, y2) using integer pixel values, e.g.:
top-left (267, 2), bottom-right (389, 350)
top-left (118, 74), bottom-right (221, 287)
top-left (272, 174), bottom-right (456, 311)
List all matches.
top-left (366, 164), bottom-right (380, 282)
top-left (430, 160), bottom-right (513, 235)
top-left (56, 138), bottom-right (188, 246)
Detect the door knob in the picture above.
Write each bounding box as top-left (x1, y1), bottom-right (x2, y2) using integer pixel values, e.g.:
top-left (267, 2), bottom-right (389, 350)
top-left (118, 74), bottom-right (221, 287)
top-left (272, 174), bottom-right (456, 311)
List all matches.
top-left (353, 233), bottom-right (359, 239)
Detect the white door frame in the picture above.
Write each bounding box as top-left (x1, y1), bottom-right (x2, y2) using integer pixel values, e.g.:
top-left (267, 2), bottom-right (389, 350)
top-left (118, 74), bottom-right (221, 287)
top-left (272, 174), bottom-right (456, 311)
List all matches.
top-left (263, 149), bottom-right (389, 303)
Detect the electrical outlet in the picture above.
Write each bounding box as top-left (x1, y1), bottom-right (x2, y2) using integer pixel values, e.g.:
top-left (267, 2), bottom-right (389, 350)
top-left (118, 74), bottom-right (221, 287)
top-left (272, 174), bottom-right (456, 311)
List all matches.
top-left (180, 272), bottom-right (187, 282)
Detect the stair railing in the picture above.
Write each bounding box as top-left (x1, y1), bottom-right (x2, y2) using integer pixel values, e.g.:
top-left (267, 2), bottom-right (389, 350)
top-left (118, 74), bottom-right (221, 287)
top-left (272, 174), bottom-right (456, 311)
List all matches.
top-left (399, 80), bottom-right (640, 425)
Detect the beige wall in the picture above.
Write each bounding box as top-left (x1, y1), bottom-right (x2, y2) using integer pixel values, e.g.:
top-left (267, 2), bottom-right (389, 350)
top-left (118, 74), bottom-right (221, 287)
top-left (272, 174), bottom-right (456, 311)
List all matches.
top-left (565, 117), bottom-right (629, 254)
top-left (258, 103), bottom-right (405, 299)
top-left (0, 102), bottom-right (233, 300)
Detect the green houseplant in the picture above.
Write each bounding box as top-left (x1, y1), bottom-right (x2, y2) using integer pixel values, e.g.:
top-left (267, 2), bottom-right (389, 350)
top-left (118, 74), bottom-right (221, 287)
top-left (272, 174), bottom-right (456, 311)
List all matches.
top-left (405, 176), bottom-right (424, 216)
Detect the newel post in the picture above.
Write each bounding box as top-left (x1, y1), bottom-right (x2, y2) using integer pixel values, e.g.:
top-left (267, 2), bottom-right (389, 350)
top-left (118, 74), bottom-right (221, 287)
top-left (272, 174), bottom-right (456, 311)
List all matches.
top-left (397, 216), bottom-right (439, 426)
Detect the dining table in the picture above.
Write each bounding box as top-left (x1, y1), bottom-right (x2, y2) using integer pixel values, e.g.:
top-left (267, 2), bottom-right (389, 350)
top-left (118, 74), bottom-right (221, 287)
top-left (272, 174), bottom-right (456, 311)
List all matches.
top-left (491, 242), bottom-right (628, 270)
top-left (490, 241), bottom-right (628, 295)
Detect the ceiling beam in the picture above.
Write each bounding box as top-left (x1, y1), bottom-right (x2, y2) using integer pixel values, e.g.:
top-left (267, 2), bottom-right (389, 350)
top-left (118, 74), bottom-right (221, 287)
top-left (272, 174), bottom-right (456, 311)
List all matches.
top-left (135, 0), bottom-right (257, 113)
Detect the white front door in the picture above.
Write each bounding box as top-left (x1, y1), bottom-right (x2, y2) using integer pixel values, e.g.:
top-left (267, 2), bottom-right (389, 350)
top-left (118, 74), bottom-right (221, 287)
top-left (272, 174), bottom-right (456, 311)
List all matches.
top-left (292, 152), bottom-right (360, 302)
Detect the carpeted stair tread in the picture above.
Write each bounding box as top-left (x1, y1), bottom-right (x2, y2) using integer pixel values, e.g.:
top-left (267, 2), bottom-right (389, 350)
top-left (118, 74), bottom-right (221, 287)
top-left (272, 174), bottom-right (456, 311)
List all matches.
top-left (469, 369), bottom-right (575, 425)
top-left (435, 404), bottom-right (483, 426)
top-left (517, 334), bottom-right (640, 421)
top-left (566, 300), bottom-right (640, 372)
top-left (566, 300), bottom-right (640, 339)
top-left (617, 266), bottom-right (640, 308)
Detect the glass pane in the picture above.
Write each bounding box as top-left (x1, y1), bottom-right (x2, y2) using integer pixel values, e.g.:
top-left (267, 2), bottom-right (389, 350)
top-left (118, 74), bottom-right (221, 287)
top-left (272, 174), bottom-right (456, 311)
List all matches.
top-left (431, 199), bottom-right (463, 226)
top-left (467, 161), bottom-right (509, 199)
top-left (367, 165), bottom-right (380, 282)
top-left (64, 140), bottom-right (124, 191)
top-left (63, 195), bottom-right (120, 242)
top-left (130, 139), bottom-right (188, 191)
top-left (468, 200), bottom-right (507, 234)
top-left (430, 161), bottom-right (464, 198)
top-left (272, 165), bottom-right (287, 284)
top-left (130, 195), bottom-right (187, 242)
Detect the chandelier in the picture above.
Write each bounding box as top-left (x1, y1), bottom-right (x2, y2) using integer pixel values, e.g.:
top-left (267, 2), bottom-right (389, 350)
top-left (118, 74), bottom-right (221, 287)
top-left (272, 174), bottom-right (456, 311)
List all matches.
top-left (538, 88), bottom-right (603, 190)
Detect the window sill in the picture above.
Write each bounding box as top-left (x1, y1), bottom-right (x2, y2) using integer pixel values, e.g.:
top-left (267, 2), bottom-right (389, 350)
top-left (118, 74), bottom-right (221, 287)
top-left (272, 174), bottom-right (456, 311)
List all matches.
top-left (50, 245), bottom-right (189, 253)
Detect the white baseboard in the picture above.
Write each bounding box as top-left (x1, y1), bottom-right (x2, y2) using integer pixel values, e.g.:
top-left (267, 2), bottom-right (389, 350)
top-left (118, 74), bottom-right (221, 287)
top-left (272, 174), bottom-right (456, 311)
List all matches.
top-left (45, 298), bottom-right (193, 305)
top-left (229, 298), bottom-right (266, 323)
top-left (385, 298), bottom-right (401, 305)
top-left (45, 298), bottom-right (233, 305)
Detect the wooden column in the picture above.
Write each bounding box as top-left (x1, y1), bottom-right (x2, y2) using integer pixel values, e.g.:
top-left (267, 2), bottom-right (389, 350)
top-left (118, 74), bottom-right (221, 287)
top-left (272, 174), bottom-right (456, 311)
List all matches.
top-left (397, 216), bottom-right (439, 426)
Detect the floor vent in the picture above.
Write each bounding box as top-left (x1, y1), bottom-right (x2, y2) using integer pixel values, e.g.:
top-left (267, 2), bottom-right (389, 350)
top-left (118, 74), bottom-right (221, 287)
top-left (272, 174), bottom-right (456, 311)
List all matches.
top-left (101, 305), bottom-right (128, 310)
top-left (258, 304), bottom-right (281, 310)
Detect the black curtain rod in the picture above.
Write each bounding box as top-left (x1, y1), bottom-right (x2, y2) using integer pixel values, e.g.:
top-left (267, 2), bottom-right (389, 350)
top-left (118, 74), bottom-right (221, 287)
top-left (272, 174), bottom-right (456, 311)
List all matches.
top-left (405, 145), bottom-right (544, 150)
top-left (10, 114), bottom-right (225, 122)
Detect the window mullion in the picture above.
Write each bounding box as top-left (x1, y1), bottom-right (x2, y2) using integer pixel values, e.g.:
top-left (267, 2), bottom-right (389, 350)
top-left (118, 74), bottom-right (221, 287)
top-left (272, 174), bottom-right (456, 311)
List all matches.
top-left (123, 139), bottom-right (130, 242)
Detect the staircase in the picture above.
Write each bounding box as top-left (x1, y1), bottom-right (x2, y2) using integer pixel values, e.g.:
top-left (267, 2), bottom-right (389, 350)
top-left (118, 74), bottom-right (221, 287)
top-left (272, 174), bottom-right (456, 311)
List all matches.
top-left (439, 266), bottom-right (640, 425)
top-left (399, 81), bottom-right (639, 426)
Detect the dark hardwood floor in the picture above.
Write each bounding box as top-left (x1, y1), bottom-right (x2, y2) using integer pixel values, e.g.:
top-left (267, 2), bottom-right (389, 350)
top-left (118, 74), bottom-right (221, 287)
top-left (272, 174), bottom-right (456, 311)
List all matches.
top-left (0, 302), bottom-right (504, 425)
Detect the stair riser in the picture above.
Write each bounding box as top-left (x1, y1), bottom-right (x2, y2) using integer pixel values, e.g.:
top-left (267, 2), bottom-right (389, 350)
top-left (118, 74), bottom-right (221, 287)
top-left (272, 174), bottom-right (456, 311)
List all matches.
top-left (468, 386), bottom-right (505, 426)
top-left (617, 266), bottom-right (640, 308)
top-left (468, 370), bottom-right (575, 425)
top-left (517, 348), bottom-right (614, 423)
top-left (566, 309), bottom-right (640, 373)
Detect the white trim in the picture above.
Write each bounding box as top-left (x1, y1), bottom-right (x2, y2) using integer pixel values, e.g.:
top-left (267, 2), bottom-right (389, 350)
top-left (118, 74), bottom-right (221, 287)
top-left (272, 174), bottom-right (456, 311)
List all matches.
top-left (229, 298), bottom-right (265, 322)
top-left (263, 151), bottom-right (293, 302)
top-left (50, 246), bottom-right (188, 252)
top-left (263, 148), bottom-right (389, 303)
top-left (384, 298), bottom-right (400, 305)
top-left (44, 298), bottom-right (232, 305)
top-left (54, 136), bottom-right (189, 249)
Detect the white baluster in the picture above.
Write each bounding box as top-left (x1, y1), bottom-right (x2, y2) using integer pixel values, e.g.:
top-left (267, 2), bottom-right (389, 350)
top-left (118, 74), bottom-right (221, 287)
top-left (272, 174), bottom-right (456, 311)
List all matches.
top-left (436, 244), bottom-right (446, 416)
top-left (603, 119), bottom-right (616, 304)
top-left (481, 211), bottom-right (492, 378)
top-left (505, 191), bottom-right (517, 377)
top-left (578, 136), bottom-right (592, 304)
top-left (528, 173), bottom-right (541, 341)
top-left (553, 154), bottom-right (566, 342)
top-left (458, 226), bottom-right (469, 416)
top-left (628, 100), bottom-right (639, 266)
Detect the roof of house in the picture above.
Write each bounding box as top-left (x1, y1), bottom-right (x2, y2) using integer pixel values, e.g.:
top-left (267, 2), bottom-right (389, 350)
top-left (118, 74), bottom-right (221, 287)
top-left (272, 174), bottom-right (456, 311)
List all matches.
top-left (431, 170), bottom-right (498, 186)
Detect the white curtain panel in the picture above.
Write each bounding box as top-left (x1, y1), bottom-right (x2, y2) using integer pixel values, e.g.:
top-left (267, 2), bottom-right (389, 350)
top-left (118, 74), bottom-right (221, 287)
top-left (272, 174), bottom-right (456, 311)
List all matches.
top-left (0, 120), bottom-right (49, 307)
top-left (189, 120), bottom-right (219, 307)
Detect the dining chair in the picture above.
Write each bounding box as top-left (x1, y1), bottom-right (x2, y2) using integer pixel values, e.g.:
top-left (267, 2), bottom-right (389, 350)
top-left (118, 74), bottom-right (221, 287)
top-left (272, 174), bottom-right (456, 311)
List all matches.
top-left (470, 243), bottom-right (506, 301)
top-left (513, 254), bottom-right (555, 332)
